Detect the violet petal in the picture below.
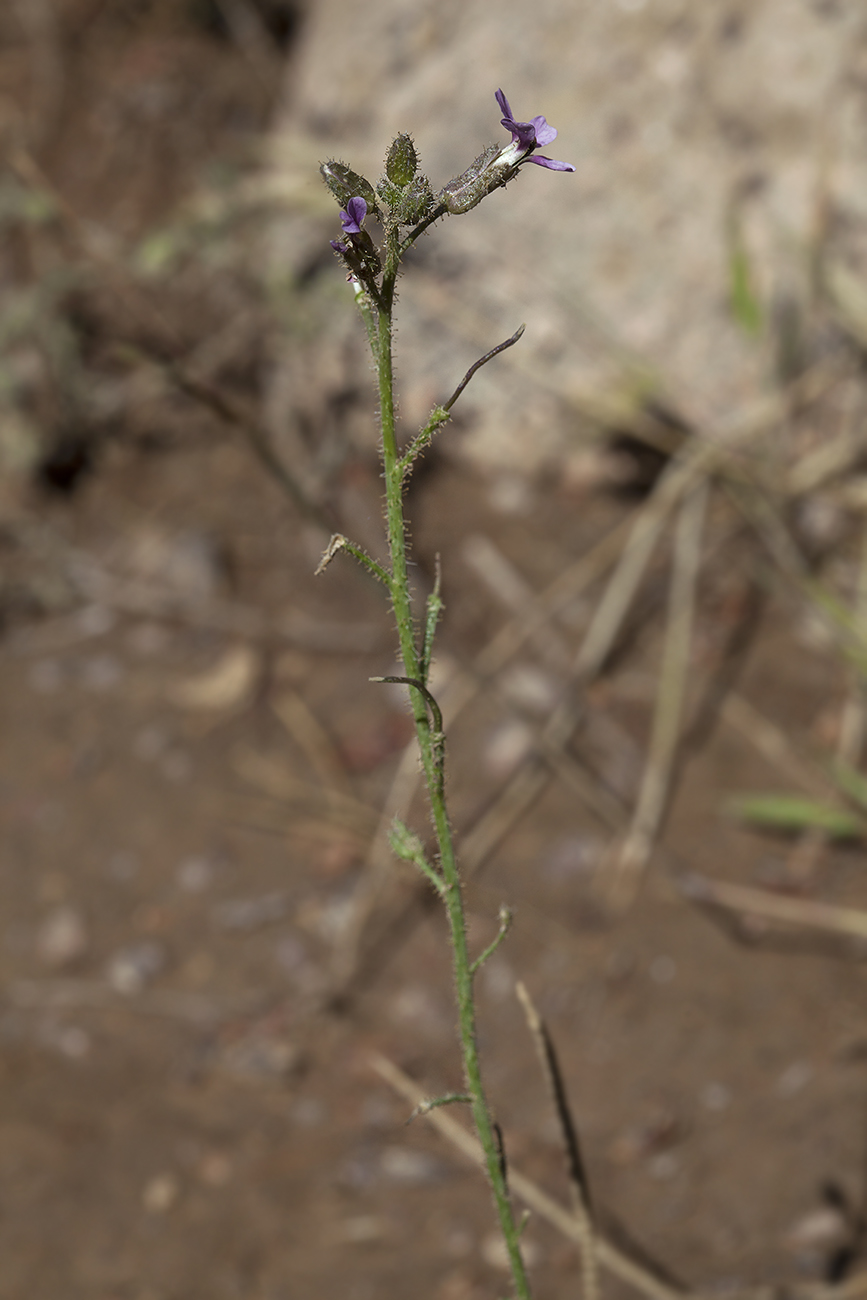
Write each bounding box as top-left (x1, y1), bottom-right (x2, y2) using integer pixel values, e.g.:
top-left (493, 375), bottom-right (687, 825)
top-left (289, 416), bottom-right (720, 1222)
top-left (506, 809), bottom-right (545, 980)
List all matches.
top-left (340, 196), bottom-right (368, 234)
top-left (524, 155), bottom-right (575, 171)
top-left (495, 88), bottom-right (513, 120)
top-left (530, 116), bottom-right (558, 146)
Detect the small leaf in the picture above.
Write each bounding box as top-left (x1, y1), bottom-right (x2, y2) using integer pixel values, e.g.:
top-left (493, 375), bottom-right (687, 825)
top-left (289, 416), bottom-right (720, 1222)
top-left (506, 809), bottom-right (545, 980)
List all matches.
top-left (727, 793), bottom-right (864, 840)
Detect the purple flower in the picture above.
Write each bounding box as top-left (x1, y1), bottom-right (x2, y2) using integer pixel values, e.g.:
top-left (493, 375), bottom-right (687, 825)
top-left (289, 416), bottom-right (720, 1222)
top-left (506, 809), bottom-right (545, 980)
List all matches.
top-left (495, 88), bottom-right (575, 172)
top-left (340, 196), bottom-right (368, 234)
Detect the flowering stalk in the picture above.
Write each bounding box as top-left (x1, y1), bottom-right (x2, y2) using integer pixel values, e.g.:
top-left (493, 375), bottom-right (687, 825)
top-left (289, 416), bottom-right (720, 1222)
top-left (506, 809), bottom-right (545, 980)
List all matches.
top-left (319, 90), bottom-right (574, 1300)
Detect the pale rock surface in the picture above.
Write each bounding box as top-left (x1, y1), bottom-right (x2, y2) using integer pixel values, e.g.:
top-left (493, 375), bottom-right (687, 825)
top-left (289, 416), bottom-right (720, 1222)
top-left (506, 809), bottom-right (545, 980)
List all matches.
top-left (268, 0), bottom-right (867, 473)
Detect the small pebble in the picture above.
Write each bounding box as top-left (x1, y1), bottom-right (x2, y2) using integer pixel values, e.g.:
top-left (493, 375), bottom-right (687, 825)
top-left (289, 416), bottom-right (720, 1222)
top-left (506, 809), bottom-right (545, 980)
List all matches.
top-left (213, 893), bottom-right (287, 932)
top-left (35, 905), bottom-right (88, 969)
top-left (361, 1093), bottom-right (394, 1129)
top-left (480, 958), bottom-right (515, 1004)
top-left (274, 934), bottom-right (307, 975)
top-left (648, 1152), bottom-right (680, 1181)
top-left (197, 1151), bottom-right (232, 1188)
top-left (176, 856), bottom-right (215, 893)
top-left (56, 1025), bottom-right (91, 1059)
top-left (107, 850), bottom-right (139, 883)
top-left (217, 1030), bottom-right (298, 1082)
top-left (499, 664), bottom-right (559, 715)
top-left (133, 724), bottom-right (170, 761)
top-left (36, 1020), bottom-right (91, 1059)
top-left (649, 955), bottom-right (677, 984)
top-left (483, 720), bottom-right (534, 779)
top-left (380, 1146), bottom-right (443, 1185)
top-left (444, 1227), bottom-right (474, 1259)
top-left (388, 984), bottom-right (450, 1038)
top-left (545, 834), bottom-right (602, 882)
top-left (292, 1096), bottom-right (326, 1128)
top-left (486, 474), bottom-right (534, 516)
top-left (783, 1205), bottom-right (848, 1254)
top-left (126, 622), bottom-right (171, 656)
top-left (142, 1173), bottom-right (179, 1214)
top-left (80, 654), bottom-right (123, 692)
top-left (334, 1215), bottom-right (389, 1245)
top-left (161, 750), bottom-right (192, 784)
top-left (106, 941), bottom-right (166, 995)
top-left (776, 1061), bottom-right (813, 1098)
top-left (701, 1082), bottom-right (731, 1112)
top-left (76, 604), bottom-right (116, 638)
top-left (29, 660), bottom-right (64, 694)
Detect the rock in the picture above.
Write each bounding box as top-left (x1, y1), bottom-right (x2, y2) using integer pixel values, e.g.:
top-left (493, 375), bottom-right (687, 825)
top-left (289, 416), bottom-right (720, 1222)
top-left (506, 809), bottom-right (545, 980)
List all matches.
top-left (269, 0), bottom-right (867, 476)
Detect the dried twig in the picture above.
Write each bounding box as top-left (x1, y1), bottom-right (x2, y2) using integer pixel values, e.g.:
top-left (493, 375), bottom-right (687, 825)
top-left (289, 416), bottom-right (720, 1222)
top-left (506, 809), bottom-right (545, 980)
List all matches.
top-left (516, 981), bottom-right (599, 1300)
top-left (604, 480), bottom-right (708, 909)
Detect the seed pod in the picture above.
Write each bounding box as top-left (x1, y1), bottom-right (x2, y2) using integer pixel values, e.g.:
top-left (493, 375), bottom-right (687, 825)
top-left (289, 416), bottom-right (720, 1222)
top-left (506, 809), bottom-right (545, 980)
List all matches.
top-left (436, 144), bottom-right (503, 215)
top-left (320, 161), bottom-right (378, 213)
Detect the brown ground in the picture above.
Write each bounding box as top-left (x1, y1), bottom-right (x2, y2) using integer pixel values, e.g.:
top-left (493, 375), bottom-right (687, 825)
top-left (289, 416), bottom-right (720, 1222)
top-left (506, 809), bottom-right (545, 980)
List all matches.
top-left (3, 5), bottom-right (867, 1300)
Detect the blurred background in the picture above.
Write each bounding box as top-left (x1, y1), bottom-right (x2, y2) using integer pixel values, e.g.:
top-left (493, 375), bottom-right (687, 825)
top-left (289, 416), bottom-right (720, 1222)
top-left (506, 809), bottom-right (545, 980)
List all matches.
top-left (5, 2), bottom-right (867, 1298)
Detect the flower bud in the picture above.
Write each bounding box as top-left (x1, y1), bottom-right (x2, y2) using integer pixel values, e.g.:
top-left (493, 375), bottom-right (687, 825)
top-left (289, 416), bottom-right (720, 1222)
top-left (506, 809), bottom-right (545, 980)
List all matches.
top-left (320, 161), bottom-right (378, 213)
top-left (385, 133), bottom-right (418, 188)
top-left (398, 174), bottom-right (434, 224)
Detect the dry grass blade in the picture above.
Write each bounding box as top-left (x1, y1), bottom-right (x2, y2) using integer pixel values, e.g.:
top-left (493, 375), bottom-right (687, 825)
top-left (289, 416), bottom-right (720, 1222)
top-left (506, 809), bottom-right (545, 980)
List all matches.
top-left (786, 414), bottom-right (865, 498)
top-left (459, 759), bottom-right (552, 876)
top-left (604, 479), bottom-right (708, 910)
top-left (573, 350), bottom-right (852, 685)
top-left (473, 514), bottom-right (637, 680)
top-left (678, 872), bottom-right (867, 942)
top-left (516, 981), bottom-right (599, 1300)
top-left (370, 1052), bottom-right (684, 1300)
top-left (232, 748), bottom-right (379, 838)
top-left (572, 464), bottom-right (682, 681)
top-left (272, 689), bottom-right (350, 793)
top-left (720, 694), bottom-right (835, 800)
top-left (463, 533), bottom-right (573, 670)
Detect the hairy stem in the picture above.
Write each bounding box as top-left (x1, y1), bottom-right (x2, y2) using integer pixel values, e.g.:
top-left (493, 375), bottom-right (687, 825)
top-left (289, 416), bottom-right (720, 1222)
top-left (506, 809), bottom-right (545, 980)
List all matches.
top-left (374, 253), bottom-right (531, 1299)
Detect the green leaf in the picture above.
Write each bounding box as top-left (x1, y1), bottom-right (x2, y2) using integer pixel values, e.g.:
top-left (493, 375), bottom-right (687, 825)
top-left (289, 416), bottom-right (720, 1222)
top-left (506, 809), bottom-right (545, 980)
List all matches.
top-left (727, 214), bottom-right (762, 337)
top-left (829, 758), bottom-right (867, 814)
top-left (727, 793), bottom-right (865, 840)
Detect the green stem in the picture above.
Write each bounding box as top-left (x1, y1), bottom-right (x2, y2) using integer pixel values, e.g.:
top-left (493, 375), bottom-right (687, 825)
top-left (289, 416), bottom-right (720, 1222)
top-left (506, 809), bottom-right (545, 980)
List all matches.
top-left (374, 254), bottom-right (531, 1300)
